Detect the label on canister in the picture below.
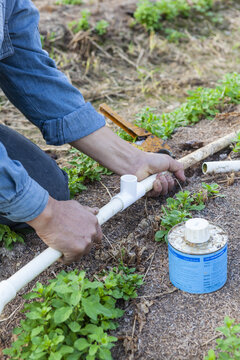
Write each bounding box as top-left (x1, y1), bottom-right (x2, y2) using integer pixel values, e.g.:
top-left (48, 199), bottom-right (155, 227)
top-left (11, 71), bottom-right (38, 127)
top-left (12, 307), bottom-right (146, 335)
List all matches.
top-left (168, 243), bottom-right (227, 293)
top-left (168, 221), bottom-right (228, 294)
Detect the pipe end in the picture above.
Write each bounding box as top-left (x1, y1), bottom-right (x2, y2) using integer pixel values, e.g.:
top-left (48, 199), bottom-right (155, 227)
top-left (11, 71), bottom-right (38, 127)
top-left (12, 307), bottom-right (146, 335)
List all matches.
top-left (0, 281), bottom-right (17, 315)
top-left (202, 163), bottom-right (207, 174)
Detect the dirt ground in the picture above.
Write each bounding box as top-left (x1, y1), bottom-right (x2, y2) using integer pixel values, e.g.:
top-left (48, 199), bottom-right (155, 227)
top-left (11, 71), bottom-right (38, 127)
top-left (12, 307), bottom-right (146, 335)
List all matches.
top-left (1, 0), bottom-right (240, 359)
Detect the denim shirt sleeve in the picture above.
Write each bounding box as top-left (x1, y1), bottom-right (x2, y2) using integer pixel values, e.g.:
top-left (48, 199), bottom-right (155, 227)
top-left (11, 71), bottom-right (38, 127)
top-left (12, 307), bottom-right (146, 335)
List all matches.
top-left (0, 142), bottom-right (49, 222)
top-left (0, 0), bottom-right (105, 146)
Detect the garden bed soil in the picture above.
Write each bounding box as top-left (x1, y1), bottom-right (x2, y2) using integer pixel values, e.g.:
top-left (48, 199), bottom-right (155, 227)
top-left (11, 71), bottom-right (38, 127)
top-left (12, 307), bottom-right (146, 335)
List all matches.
top-left (1, 1), bottom-right (240, 359)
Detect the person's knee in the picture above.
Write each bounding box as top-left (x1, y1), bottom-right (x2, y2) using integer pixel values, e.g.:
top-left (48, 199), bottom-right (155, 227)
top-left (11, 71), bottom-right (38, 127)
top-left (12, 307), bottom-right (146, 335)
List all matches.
top-left (0, 124), bottom-right (70, 201)
top-left (56, 168), bottom-right (70, 201)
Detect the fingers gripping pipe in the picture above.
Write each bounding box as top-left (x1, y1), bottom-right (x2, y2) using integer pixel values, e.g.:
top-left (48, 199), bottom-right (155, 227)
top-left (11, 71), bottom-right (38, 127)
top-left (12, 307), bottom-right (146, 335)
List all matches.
top-left (0, 174), bottom-right (157, 315)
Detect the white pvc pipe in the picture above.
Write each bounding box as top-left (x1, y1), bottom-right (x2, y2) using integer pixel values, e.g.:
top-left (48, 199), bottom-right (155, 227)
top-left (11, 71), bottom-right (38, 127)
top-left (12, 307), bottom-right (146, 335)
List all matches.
top-left (202, 160), bottom-right (240, 174)
top-left (0, 173), bottom-right (157, 315)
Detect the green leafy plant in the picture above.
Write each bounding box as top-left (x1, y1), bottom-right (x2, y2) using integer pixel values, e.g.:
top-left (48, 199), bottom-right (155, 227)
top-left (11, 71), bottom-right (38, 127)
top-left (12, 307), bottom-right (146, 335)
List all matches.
top-left (155, 190), bottom-right (205, 242)
top-left (155, 183), bottom-right (223, 242)
top-left (134, 0), bottom-right (214, 31)
top-left (233, 132), bottom-right (240, 152)
top-left (164, 28), bottom-right (187, 43)
top-left (95, 20), bottom-right (109, 36)
top-left (101, 262), bottom-right (144, 300)
top-left (68, 10), bottom-right (91, 33)
top-left (205, 317), bottom-right (240, 360)
top-left (134, 73), bottom-right (240, 140)
top-left (0, 224), bottom-right (24, 250)
top-left (201, 182), bottom-right (225, 198)
top-left (56, 0), bottom-right (82, 4)
top-left (63, 149), bottom-right (112, 197)
top-left (134, 0), bottom-right (162, 31)
top-left (40, 34), bottom-right (45, 48)
top-left (3, 266), bottom-right (143, 360)
top-left (116, 128), bottom-right (136, 142)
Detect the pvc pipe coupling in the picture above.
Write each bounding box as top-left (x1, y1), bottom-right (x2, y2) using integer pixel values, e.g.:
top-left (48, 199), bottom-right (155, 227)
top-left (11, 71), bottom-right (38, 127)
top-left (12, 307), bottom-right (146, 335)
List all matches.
top-left (113, 174), bottom-right (146, 211)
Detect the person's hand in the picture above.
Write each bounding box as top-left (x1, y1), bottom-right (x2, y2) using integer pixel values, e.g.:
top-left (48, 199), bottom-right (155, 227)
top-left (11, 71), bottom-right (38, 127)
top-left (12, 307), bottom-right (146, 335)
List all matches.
top-left (70, 126), bottom-right (185, 197)
top-left (27, 196), bottom-right (102, 264)
top-left (135, 152), bottom-right (186, 197)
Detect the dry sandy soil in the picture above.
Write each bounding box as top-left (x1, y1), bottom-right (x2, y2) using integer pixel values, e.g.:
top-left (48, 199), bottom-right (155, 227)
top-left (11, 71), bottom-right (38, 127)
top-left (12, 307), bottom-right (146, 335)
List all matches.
top-left (1, 1), bottom-right (240, 359)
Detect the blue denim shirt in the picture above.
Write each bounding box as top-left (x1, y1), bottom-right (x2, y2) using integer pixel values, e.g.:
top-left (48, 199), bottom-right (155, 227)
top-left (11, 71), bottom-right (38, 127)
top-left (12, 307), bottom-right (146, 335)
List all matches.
top-left (0, 0), bottom-right (105, 222)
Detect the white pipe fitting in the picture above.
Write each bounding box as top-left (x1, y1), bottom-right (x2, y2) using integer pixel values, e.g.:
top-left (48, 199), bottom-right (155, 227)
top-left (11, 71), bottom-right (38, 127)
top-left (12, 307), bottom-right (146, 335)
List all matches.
top-left (113, 174), bottom-right (146, 211)
top-left (0, 173), bottom-right (158, 315)
top-left (202, 160), bottom-right (240, 174)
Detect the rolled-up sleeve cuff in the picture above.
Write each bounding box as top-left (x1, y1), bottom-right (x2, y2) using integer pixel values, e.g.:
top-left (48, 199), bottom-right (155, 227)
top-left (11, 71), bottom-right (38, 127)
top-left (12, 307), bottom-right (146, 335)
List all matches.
top-left (40, 102), bottom-right (106, 146)
top-left (0, 177), bottom-right (49, 222)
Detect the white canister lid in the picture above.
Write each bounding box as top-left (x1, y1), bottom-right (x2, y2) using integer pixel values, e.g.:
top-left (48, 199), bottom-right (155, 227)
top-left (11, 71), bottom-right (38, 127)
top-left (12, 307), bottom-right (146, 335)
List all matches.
top-left (185, 218), bottom-right (210, 244)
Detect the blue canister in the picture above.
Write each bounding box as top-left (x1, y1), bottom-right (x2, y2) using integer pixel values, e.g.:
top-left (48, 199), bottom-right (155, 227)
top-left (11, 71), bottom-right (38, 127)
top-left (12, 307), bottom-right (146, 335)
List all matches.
top-left (168, 218), bottom-right (228, 294)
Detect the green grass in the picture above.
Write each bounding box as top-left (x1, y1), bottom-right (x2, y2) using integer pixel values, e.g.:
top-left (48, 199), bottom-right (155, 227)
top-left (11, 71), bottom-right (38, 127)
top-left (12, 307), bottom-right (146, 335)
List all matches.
top-left (56, 0), bottom-right (82, 5)
top-left (68, 12), bottom-right (109, 36)
top-left (134, 0), bottom-right (215, 31)
top-left (95, 20), bottom-right (109, 36)
top-left (68, 10), bottom-right (91, 33)
top-left (132, 73), bottom-right (240, 140)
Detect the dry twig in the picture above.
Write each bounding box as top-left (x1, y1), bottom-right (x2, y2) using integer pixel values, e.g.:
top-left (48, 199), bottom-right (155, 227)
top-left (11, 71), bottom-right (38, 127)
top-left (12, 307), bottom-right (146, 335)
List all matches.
top-left (99, 180), bottom-right (113, 199)
top-left (138, 287), bottom-right (178, 299)
top-left (0, 304), bottom-right (22, 323)
top-left (143, 248), bottom-right (156, 281)
top-left (201, 333), bottom-right (220, 347)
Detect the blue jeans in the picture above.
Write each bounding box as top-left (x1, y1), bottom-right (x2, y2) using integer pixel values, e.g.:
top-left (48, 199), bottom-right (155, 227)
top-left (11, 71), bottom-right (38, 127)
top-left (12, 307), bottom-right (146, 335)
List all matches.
top-left (0, 124), bottom-right (70, 230)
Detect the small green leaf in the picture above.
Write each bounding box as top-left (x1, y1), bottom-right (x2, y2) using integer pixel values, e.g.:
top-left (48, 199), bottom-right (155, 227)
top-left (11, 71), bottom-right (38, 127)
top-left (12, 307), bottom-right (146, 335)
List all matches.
top-left (74, 338), bottom-right (90, 351)
top-left (99, 348), bottom-right (113, 360)
top-left (205, 349), bottom-right (216, 360)
top-left (155, 230), bottom-right (167, 241)
top-left (49, 353), bottom-right (62, 360)
top-left (31, 326), bottom-right (44, 338)
top-left (54, 306), bottom-right (73, 324)
top-left (58, 346), bottom-right (74, 356)
top-left (69, 291), bottom-right (81, 306)
top-left (82, 297), bottom-right (112, 321)
top-left (68, 321), bottom-right (81, 333)
top-left (89, 344), bottom-right (98, 356)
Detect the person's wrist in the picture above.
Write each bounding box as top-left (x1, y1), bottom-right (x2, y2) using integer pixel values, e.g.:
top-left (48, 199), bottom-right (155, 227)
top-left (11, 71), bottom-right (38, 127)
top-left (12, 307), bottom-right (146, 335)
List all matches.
top-left (26, 196), bottom-right (55, 230)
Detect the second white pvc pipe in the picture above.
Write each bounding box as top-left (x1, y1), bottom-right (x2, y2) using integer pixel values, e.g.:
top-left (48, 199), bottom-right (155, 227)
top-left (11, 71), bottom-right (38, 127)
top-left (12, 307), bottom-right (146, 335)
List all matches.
top-left (202, 160), bottom-right (240, 174)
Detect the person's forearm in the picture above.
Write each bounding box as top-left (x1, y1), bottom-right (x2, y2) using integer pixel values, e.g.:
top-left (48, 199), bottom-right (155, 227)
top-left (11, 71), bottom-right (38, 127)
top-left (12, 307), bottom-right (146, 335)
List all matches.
top-left (70, 126), bottom-right (144, 176)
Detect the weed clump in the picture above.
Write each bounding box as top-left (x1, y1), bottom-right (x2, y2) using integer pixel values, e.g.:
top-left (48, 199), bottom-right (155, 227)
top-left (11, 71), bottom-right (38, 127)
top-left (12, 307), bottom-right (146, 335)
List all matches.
top-left (155, 183), bottom-right (224, 242)
top-left (233, 132), bottom-right (240, 152)
top-left (3, 266), bottom-right (143, 360)
top-left (68, 10), bottom-right (91, 33)
top-left (134, 0), bottom-right (214, 31)
top-left (134, 73), bottom-right (240, 140)
top-left (63, 149), bottom-right (112, 197)
top-left (0, 224), bottom-right (24, 249)
top-left (56, 0), bottom-right (82, 5)
top-left (95, 20), bottom-right (109, 36)
top-left (68, 12), bottom-right (109, 37)
top-left (205, 316), bottom-right (240, 360)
